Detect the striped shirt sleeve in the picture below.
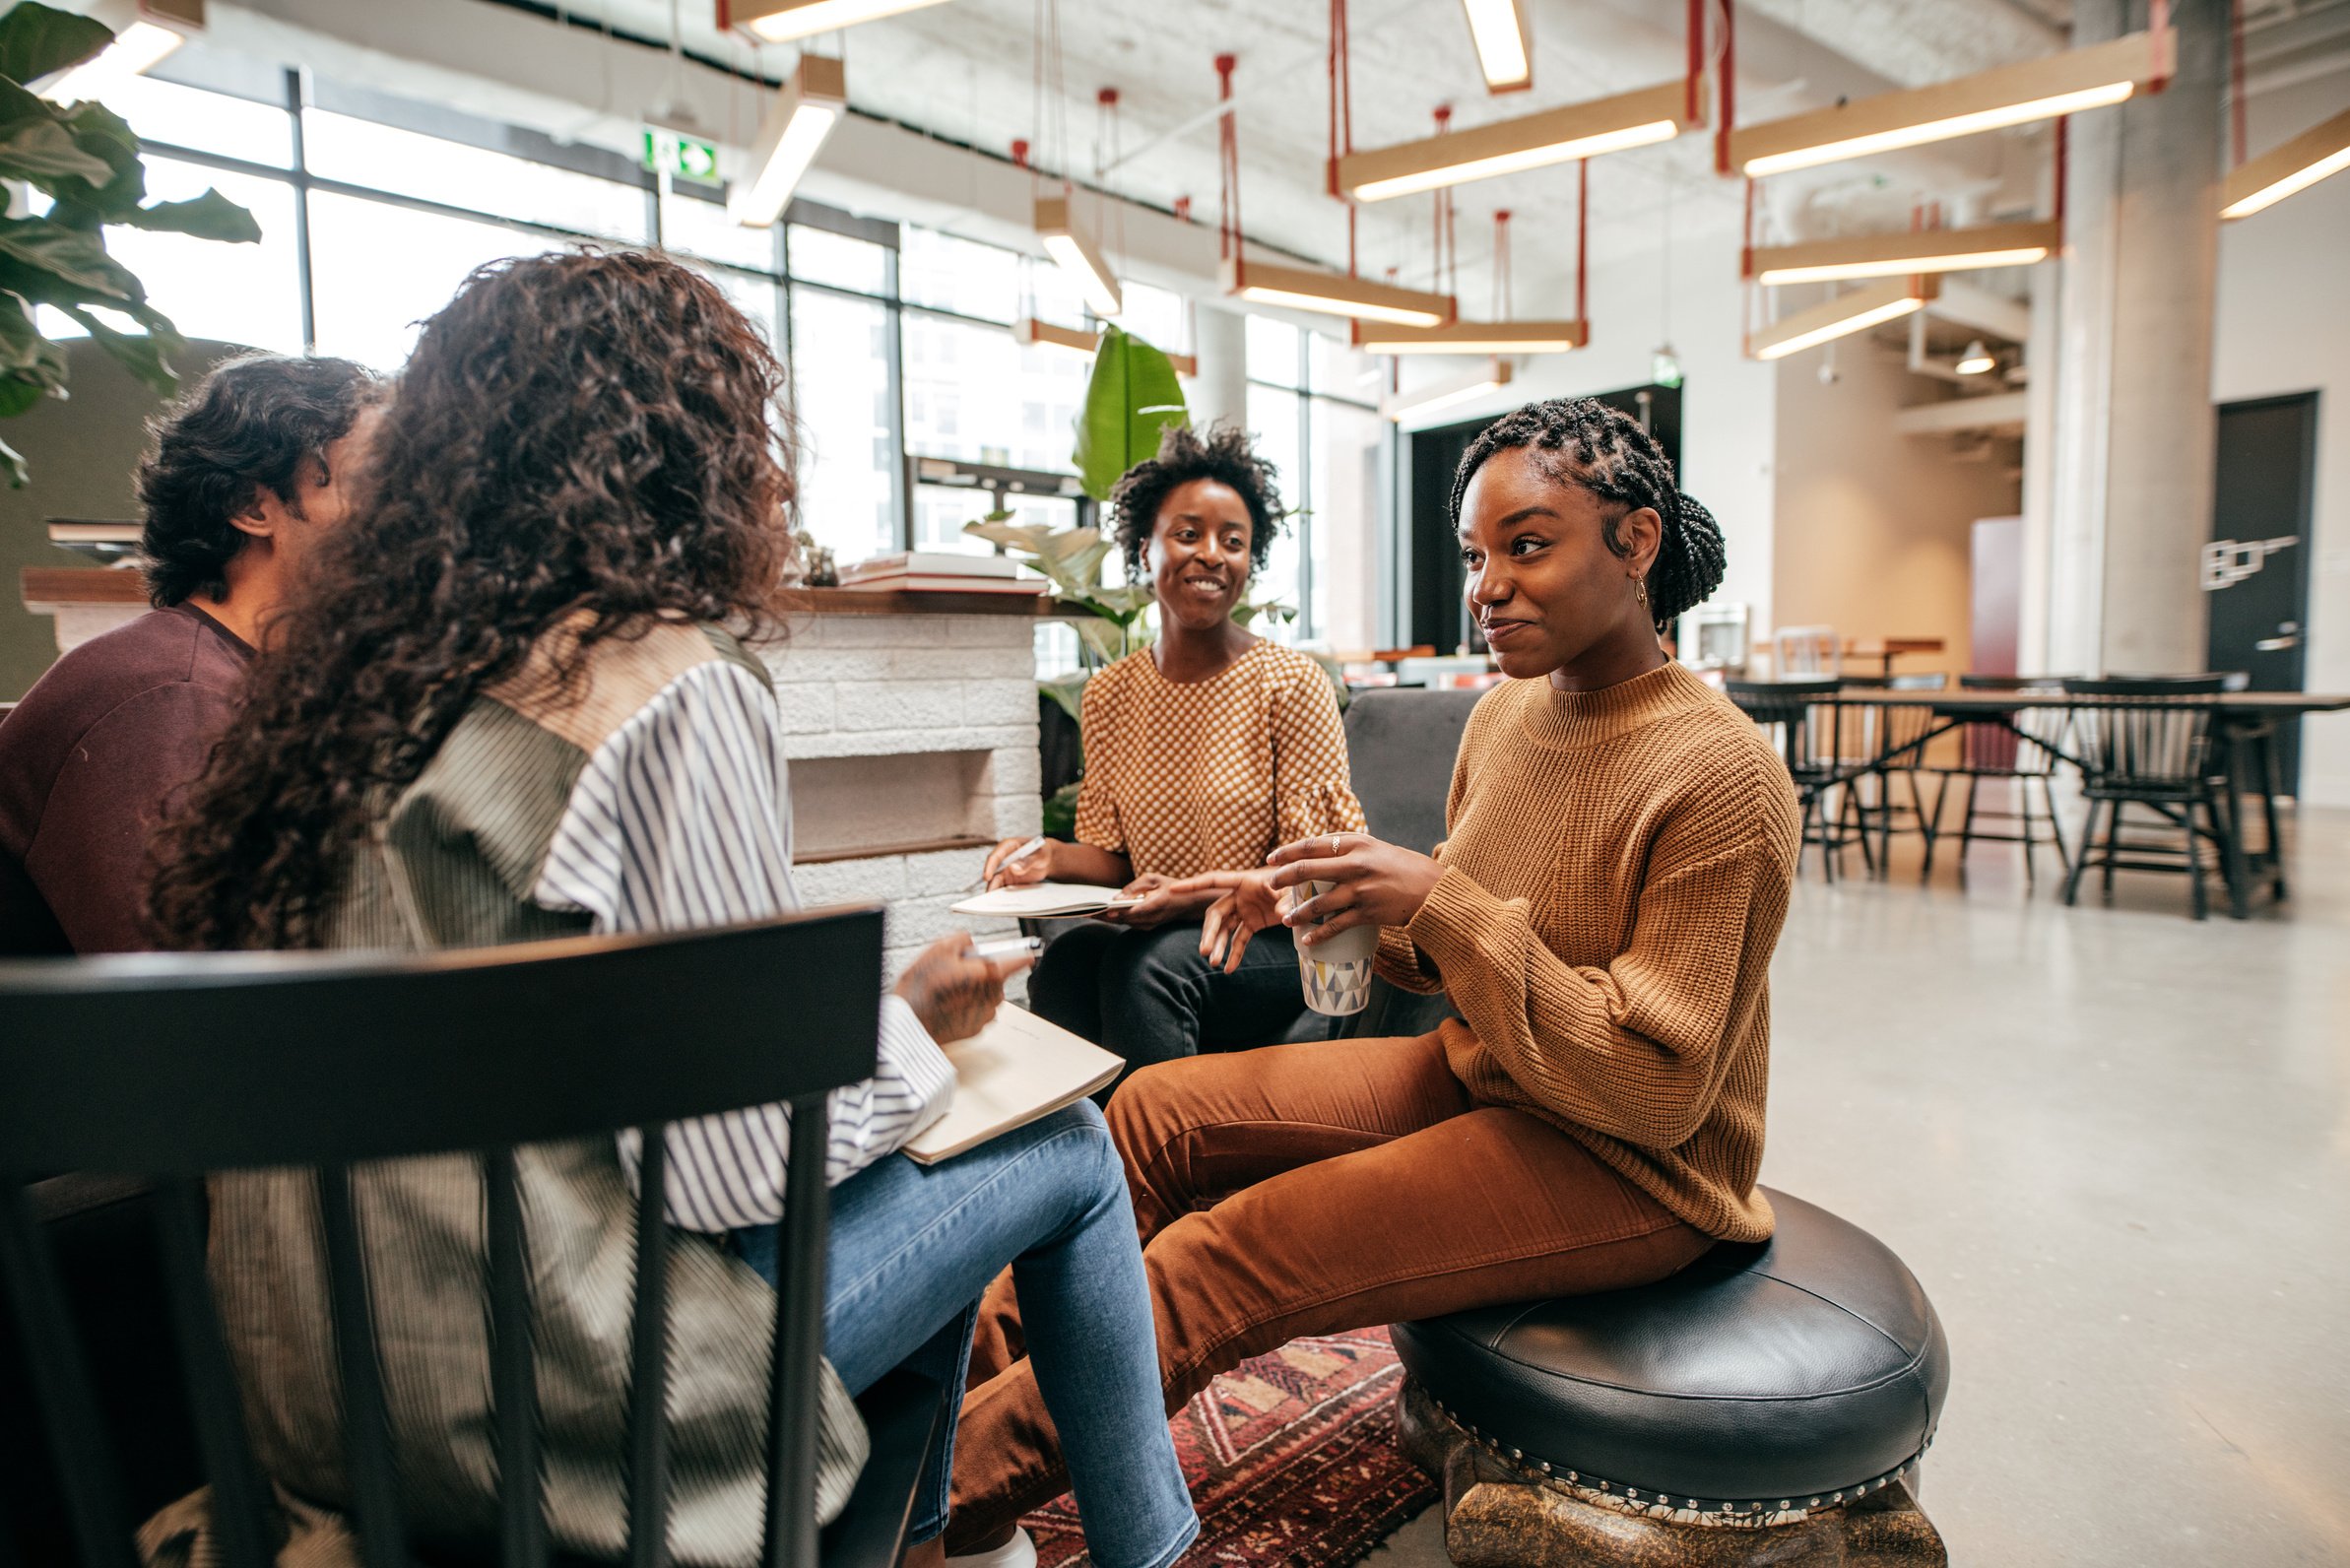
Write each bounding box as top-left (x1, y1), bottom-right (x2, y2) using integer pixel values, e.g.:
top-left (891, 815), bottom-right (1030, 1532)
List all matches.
top-left (534, 658), bottom-right (956, 1232)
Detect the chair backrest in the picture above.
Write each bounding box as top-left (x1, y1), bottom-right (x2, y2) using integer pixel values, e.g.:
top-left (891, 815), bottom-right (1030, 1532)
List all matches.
top-left (1341, 686), bottom-right (1484, 854)
top-left (1857, 672), bottom-right (1947, 761)
top-left (1726, 678), bottom-right (1841, 777)
top-left (0, 909), bottom-right (884, 1568)
top-left (2060, 678), bottom-right (2224, 785)
top-left (1774, 625), bottom-right (1840, 677)
top-left (1956, 675), bottom-right (2071, 770)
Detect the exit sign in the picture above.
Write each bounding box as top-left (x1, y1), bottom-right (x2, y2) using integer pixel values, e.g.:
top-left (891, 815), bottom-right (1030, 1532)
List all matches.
top-left (643, 128), bottom-right (721, 186)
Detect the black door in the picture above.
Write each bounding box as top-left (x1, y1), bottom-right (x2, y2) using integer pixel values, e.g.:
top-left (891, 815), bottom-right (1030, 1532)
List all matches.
top-left (1406, 385), bottom-right (1683, 653)
top-left (2207, 392), bottom-right (2317, 791)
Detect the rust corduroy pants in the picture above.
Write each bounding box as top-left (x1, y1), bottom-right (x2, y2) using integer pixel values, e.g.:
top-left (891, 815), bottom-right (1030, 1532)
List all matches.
top-left (945, 1031), bottom-right (1715, 1548)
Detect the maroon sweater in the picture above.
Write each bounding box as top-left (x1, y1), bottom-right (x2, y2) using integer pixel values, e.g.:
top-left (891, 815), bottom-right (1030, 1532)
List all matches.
top-left (0, 605), bottom-right (251, 954)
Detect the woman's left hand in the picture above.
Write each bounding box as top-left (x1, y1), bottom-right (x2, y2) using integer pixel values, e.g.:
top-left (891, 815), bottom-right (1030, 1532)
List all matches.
top-left (1266, 831), bottom-right (1445, 946)
top-left (1101, 872), bottom-right (1229, 929)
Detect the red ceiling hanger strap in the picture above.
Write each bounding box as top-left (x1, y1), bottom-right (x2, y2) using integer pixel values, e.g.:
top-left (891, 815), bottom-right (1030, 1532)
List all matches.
top-left (1329, 0), bottom-right (1359, 273)
top-left (1217, 53), bottom-right (1241, 266)
top-left (1575, 161), bottom-right (1588, 325)
top-left (1714, 0), bottom-right (1736, 176)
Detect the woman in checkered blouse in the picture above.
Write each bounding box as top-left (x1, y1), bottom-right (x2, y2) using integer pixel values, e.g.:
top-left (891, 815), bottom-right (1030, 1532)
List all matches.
top-left (980, 424), bottom-right (1366, 1091)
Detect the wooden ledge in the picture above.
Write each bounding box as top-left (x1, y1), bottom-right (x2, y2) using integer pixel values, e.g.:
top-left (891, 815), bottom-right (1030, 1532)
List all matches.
top-left (794, 834), bottom-right (995, 866)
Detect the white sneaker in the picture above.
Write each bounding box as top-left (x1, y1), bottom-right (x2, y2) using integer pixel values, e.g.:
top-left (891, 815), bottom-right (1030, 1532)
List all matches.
top-left (946, 1526), bottom-right (1037, 1568)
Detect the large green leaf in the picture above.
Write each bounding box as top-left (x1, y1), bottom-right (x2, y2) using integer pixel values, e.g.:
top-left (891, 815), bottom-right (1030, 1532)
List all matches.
top-left (961, 517), bottom-right (1062, 555)
top-left (119, 188), bottom-right (260, 242)
top-left (0, 427), bottom-right (26, 488)
top-left (0, 290), bottom-right (42, 371)
top-left (1073, 323), bottom-right (1188, 503)
top-left (38, 98), bottom-right (141, 214)
top-left (1038, 670), bottom-right (1088, 725)
top-left (0, 3), bottom-right (112, 91)
top-left (0, 218), bottom-right (136, 298)
top-left (61, 300), bottom-right (176, 394)
top-left (0, 115), bottom-right (111, 181)
top-left (0, 373), bottom-right (46, 418)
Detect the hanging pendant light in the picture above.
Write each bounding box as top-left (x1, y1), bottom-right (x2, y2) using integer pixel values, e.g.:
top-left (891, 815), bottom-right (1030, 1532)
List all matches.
top-left (1955, 339), bottom-right (1995, 374)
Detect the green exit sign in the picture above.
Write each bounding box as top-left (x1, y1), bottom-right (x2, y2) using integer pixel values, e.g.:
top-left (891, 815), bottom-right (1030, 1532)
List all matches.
top-left (643, 127), bottom-right (721, 186)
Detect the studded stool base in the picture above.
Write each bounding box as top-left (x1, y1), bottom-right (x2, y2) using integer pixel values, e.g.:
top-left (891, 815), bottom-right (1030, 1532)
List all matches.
top-left (1396, 1378), bottom-right (1948, 1568)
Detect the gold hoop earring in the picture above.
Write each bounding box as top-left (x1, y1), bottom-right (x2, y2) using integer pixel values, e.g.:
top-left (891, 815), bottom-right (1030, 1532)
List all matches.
top-left (1634, 577), bottom-right (1650, 607)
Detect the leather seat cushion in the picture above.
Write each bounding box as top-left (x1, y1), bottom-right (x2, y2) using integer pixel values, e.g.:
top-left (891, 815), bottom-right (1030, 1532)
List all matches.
top-left (1391, 1189), bottom-right (1949, 1510)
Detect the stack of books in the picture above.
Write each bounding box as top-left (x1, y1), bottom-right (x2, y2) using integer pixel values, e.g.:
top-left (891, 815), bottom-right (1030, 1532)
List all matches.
top-left (837, 552), bottom-right (1046, 595)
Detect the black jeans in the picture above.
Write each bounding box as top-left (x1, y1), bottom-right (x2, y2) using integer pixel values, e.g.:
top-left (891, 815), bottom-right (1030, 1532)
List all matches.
top-left (1027, 919), bottom-right (1322, 1098)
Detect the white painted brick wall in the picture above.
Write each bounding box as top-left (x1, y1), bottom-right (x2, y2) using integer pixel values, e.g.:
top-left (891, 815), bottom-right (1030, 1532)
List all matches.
top-left (759, 612), bottom-right (1042, 985)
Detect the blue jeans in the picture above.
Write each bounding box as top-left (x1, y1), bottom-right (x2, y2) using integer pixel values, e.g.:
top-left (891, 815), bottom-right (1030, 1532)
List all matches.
top-left (730, 1101), bottom-right (1197, 1568)
top-left (1028, 920), bottom-right (1322, 1099)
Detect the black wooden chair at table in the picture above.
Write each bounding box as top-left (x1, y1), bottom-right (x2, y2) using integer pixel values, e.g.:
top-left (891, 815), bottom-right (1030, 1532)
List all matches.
top-left (1726, 678), bottom-right (1863, 882)
top-left (2058, 677), bottom-right (2245, 920)
top-left (0, 909), bottom-right (941, 1568)
top-left (1922, 676), bottom-right (2075, 887)
top-left (1832, 673), bottom-right (1947, 877)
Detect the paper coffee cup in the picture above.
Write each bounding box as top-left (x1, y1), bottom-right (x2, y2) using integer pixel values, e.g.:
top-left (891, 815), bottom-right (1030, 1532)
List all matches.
top-left (1288, 881), bottom-right (1376, 1016)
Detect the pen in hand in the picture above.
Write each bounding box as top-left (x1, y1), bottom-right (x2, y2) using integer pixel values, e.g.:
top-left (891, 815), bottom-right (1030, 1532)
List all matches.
top-left (973, 834), bottom-right (1049, 891)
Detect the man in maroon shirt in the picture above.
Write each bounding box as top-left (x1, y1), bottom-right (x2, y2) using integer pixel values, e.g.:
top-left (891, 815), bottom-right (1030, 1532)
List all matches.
top-left (0, 354), bottom-right (380, 954)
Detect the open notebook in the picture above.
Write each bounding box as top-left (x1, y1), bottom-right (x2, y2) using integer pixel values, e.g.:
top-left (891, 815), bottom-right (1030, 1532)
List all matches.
top-left (901, 1006), bottom-right (1126, 1166)
top-left (950, 882), bottom-right (1144, 918)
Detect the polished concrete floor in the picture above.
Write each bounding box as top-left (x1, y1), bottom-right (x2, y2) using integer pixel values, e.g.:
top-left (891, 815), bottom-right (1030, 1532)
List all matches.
top-left (1364, 802), bottom-right (2350, 1568)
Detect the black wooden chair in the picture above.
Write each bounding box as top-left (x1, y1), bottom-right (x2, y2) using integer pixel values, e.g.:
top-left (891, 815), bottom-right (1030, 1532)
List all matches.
top-left (1727, 678), bottom-right (1861, 882)
top-left (1832, 673), bottom-right (1946, 877)
top-left (2058, 678), bottom-right (2243, 920)
top-left (1922, 676), bottom-right (2074, 886)
top-left (0, 909), bottom-right (941, 1568)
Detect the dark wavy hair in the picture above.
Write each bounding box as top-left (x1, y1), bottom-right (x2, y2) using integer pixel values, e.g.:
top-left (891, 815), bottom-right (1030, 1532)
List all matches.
top-left (135, 353), bottom-right (381, 607)
top-left (1109, 421), bottom-right (1285, 575)
top-left (151, 249), bottom-right (794, 950)
top-left (1449, 397), bottom-right (1727, 631)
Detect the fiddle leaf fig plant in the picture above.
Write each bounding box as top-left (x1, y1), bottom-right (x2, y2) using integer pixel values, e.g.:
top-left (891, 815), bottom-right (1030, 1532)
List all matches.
top-left (0, 1), bottom-right (262, 485)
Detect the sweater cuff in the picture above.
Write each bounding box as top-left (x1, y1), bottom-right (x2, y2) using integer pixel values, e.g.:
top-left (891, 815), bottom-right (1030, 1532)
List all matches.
top-left (1405, 867), bottom-right (1513, 976)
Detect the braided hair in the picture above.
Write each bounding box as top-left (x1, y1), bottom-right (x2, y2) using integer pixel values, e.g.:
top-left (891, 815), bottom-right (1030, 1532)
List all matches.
top-left (1448, 397), bottom-right (1727, 631)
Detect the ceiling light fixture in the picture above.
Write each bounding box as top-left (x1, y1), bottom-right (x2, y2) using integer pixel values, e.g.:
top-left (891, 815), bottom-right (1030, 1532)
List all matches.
top-left (1730, 28), bottom-right (2173, 178)
top-left (1749, 220), bottom-right (2061, 286)
top-left (1459, 0), bottom-right (1534, 95)
top-left (717, 0), bottom-right (956, 43)
top-left (2221, 105), bottom-right (2350, 219)
top-left (1337, 80), bottom-right (1695, 202)
top-left (33, 0), bottom-right (203, 103)
top-left (1383, 358), bottom-right (1514, 423)
top-left (1955, 339), bottom-right (1995, 375)
top-left (1034, 195), bottom-right (1122, 318)
top-left (1014, 316), bottom-right (1194, 375)
top-left (730, 54), bottom-right (846, 229)
top-left (1222, 257), bottom-right (1456, 329)
top-left (1747, 276), bottom-right (1938, 361)
top-left (1353, 318), bottom-right (1586, 355)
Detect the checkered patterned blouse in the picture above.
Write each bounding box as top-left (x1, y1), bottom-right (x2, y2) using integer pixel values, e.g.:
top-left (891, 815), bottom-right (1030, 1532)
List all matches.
top-left (1074, 639), bottom-right (1367, 880)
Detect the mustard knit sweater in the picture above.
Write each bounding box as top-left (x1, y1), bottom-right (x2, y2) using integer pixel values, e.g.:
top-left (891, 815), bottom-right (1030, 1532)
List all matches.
top-left (1376, 661), bottom-right (1800, 1242)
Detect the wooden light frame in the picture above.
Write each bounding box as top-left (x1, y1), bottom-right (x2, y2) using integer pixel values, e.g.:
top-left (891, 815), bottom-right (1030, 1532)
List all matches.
top-left (1352, 318), bottom-right (1587, 355)
top-left (1749, 220), bottom-right (2061, 286)
top-left (1012, 317), bottom-right (1194, 376)
top-left (1221, 257), bottom-right (1456, 329)
top-left (1747, 276), bottom-right (1938, 361)
top-left (1459, 0), bottom-right (1534, 94)
top-left (729, 54), bottom-right (846, 228)
top-left (2221, 105), bottom-right (2350, 220)
top-left (1336, 80), bottom-right (1696, 202)
top-left (1730, 29), bottom-right (2174, 177)
top-left (1034, 196), bottom-right (1122, 317)
top-left (717, 0), bottom-right (955, 42)
top-left (1382, 358), bottom-right (1514, 422)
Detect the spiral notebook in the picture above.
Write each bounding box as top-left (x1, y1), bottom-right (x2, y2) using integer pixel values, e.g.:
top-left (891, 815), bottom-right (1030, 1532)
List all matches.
top-left (901, 1006), bottom-right (1126, 1166)
top-left (950, 882), bottom-right (1144, 918)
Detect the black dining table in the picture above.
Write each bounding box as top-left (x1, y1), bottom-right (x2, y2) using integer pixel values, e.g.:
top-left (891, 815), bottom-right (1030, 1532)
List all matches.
top-left (1730, 684), bottom-right (2350, 916)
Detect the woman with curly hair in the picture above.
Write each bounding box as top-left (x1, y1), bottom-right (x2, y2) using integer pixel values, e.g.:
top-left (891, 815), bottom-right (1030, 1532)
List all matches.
top-left (146, 251), bottom-right (1195, 1568)
top-left (978, 421), bottom-right (1365, 1087)
top-left (947, 398), bottom-right (1799, 1551)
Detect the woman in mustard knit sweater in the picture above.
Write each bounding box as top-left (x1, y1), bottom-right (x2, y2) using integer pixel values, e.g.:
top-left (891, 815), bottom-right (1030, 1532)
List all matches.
top-left (943, 397), bottom-right (1801, 1556)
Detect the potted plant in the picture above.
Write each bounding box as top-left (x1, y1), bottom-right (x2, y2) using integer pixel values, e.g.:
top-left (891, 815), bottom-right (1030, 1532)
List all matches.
top-left (0, 2), bottom-right (262, 485)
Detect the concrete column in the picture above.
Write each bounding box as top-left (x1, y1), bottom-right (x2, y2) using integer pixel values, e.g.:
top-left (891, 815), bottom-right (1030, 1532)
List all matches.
top-left (1187, 303), bottom-right (1249, 433)
top-left (2046, 0), bottom-right (2226, 676)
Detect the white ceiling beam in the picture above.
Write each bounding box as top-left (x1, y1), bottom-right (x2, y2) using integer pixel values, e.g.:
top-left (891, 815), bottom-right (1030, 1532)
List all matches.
top-left (1926, 279), bottom-right (2032, 342)
top-left (1893, 390), bottom-right (2028, 435)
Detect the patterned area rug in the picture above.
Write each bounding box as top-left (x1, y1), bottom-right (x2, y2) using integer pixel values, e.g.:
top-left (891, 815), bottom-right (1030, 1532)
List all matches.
top-left (1023, 1328), bottom-right (1437, 1568)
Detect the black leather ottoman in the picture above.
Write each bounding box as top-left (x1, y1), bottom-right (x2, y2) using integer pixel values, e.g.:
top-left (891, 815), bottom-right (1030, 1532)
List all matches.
top-left (1391, 1189), bottom-right (1951, 1566)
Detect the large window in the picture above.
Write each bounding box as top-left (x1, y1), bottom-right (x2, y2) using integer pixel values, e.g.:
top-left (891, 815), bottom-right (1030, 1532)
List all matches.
top-left (1245, 322), bottom-right (1385, 646)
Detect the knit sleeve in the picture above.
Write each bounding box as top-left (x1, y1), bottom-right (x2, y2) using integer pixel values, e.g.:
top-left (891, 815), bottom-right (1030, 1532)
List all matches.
top-left (1271, 657), bottom-right (1367, 850)
top-left (534, 658), bottom-right (956, 1230)
top-left (1403, 837), bottom-right (1793, 1147)
top-left (1072, 664), bottom-right (1125, 856)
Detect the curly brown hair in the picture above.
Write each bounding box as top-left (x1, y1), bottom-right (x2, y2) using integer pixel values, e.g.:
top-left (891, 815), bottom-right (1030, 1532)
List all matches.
top-left (151, 249), bottom-right (794, 950)
top-left (1108, 421), bottom-right (1285, 576)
